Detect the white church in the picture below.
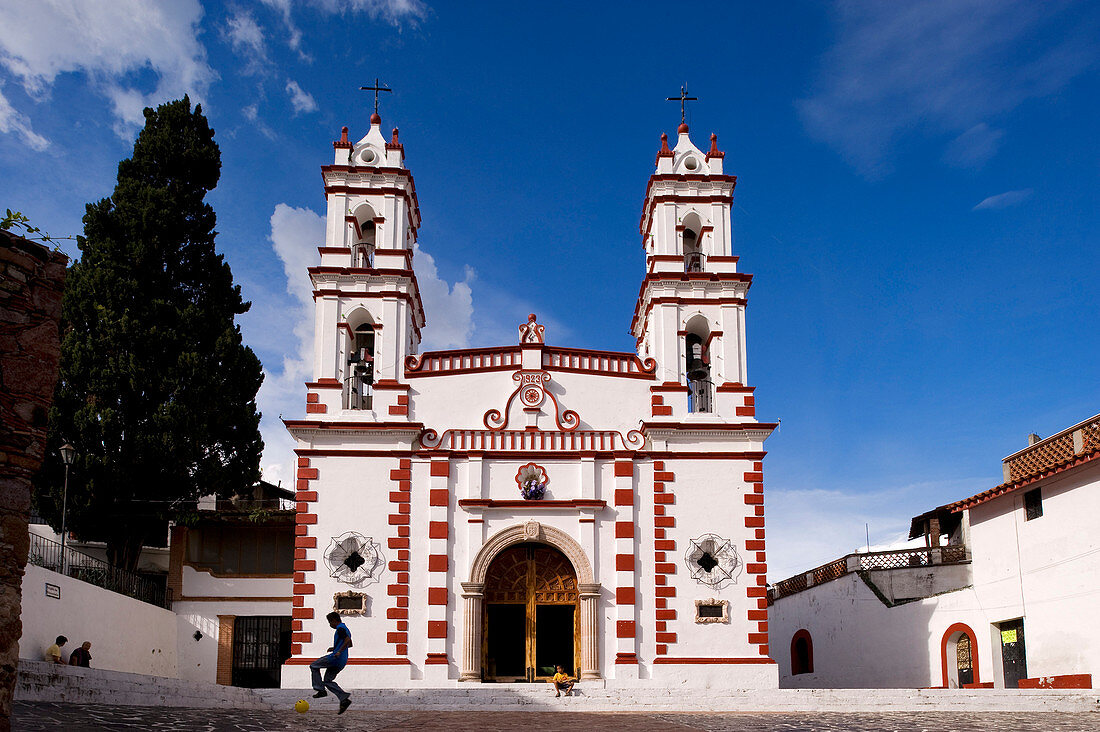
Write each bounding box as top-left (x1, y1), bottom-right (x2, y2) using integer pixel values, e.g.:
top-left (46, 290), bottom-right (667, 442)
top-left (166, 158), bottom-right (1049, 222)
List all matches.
top-left (279, 107), bottom-right (778, 688)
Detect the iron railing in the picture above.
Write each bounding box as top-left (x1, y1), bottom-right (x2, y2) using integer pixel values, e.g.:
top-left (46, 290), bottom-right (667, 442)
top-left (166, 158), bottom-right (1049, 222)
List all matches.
top-left (768, 544), bottom-right (970, 604)
top-left (688, 378), bottom-right (712, 413)
top-left (26, 533), bottom-right (172, 608)
top-left (685, 252), bottom-right (704, 272)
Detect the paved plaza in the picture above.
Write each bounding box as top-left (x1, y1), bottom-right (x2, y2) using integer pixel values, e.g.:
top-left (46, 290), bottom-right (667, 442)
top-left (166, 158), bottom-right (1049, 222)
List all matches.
top-left (11, 703), bottom-right (1099, 731)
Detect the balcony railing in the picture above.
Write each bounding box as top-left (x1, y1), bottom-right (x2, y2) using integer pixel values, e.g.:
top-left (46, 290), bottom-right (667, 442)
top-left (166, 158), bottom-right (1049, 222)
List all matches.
top-left (685, 252), bottom-right (704, 272)
top-left (26, 533), bottom-right (172, 609)
top-left (768, 544), bottom-right (970, 604)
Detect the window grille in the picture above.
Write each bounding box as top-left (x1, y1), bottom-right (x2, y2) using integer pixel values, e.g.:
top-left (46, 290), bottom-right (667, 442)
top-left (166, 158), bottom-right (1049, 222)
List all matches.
top-left (1024, 488), bottom-right (1042, 521)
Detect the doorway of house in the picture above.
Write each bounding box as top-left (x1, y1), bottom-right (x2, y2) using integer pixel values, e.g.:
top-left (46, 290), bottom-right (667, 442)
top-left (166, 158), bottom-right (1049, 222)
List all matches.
top-left (482, 543), bottom-right (578, 682)
top-left (999, 618), bottom-right (1027, 688)
top-left (956, 633), bottom-right (974, 686)
top-left (231, 616), bottom-right (291, 688)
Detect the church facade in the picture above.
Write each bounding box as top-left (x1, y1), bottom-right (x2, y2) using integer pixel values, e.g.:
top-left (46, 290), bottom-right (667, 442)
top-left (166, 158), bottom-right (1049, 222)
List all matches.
top-left (281, 111), bottom-right (777, 687)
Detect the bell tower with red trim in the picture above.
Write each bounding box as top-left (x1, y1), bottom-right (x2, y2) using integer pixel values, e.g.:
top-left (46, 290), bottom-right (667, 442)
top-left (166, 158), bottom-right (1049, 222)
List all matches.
top-left (307, 111), bottom-right (426, 418)
top-left (632, 122), bottom-right (754, 420)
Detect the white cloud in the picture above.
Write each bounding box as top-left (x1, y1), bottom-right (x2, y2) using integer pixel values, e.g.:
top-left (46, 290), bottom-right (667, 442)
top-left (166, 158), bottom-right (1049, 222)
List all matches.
top-left (285, 79), bottom-right (318, 115)
top-left (414, 243), bottom-right (474, 349)
top-left (973, 189), bottom-right (1033, 211)
top-left (0, 0), bottom-right (215, 139)
top-left (799, 0), bottom-right (1097, 176)
top-left (258, 0), bottom-right (304, 52)
top-left (0, 86), bottom-right (48, 150)
top-left (943, 123), bottom-right (1004, 168)
top-left (256, 203), bottom-right (326, 487)
top-left (313, 0), bottom-right (429, 25)
top-left (224, 10), bottom-right (268, 73)
top-left (259, 0), bottom-right (427, 54)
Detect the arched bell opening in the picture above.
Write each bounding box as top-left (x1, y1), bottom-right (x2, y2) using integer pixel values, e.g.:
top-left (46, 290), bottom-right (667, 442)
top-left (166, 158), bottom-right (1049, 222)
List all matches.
top-left (682, 212), bottom-right (704, 272)
top-left (349, 203), bottom-right (378, 268)
top-left (343, 309), bottom-right (376, 410)
top-left (684, 314), bottom-right (712, 413)
top-left (481, 543), bottom-right (578, 682)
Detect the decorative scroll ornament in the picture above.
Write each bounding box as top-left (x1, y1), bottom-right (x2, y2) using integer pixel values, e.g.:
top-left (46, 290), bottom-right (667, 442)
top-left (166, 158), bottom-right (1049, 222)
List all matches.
top-left (324, 532), bottom-right (384, 587)
top-left (483, 370), bottom-right (579, 431)
top-left (516, 463), bottom-right (548, 500)
top-left (685, 533), bottom-right (742, 589)
top-left (518, 313), bottom-right (545, 344)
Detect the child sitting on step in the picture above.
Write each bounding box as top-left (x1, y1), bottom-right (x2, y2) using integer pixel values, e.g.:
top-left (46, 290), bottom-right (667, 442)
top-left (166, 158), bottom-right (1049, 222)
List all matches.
top-left (551, 665), bottom-right (575, 697)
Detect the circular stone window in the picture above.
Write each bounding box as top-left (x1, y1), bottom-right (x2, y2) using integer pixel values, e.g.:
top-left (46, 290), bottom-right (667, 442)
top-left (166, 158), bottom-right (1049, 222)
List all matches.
top-left (359, 149), bottom-right (377, 164)
top-left (683, 157), bottom-right (699, 171)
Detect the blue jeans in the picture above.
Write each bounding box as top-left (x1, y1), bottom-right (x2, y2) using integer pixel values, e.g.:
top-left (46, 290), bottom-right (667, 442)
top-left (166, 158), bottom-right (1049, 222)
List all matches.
top-left (310, 654), bottom-right (349, 701)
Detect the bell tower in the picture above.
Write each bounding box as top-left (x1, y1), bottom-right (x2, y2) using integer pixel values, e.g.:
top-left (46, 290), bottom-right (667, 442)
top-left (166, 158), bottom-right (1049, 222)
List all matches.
top-left (632, 119), bottom-right (753, 420)
top-left (307, 103), bottom-right (425, 418)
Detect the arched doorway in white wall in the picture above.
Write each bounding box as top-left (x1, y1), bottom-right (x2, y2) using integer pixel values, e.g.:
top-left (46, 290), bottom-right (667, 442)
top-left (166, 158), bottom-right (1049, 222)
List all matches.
top-left (940, 622), bottom-right (979, 688)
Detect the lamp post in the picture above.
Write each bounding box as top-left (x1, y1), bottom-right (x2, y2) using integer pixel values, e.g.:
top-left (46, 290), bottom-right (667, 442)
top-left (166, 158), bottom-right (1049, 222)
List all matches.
top-left (58, 443), bottom-right (76, 575)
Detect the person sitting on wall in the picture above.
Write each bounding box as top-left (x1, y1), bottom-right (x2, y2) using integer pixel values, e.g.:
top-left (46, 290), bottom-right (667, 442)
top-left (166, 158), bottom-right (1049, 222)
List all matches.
top-left (44, 635), bottom-right (67, 664)
top-left (69, 641), bottom-right (92, 667)
top-left (550, 665), bottom-right (575, 697)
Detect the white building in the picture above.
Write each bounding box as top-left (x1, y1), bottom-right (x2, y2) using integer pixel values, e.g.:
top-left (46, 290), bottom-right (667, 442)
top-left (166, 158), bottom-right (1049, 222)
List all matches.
top-left (280, 112), bottom-right (779, 688)
top-left (769, 413), bottom-right (1100, 690)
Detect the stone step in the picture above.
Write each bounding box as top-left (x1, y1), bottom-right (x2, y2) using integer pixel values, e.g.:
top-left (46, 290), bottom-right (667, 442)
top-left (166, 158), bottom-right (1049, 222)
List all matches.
top-left (257, 686), bottom-right (1100, 713)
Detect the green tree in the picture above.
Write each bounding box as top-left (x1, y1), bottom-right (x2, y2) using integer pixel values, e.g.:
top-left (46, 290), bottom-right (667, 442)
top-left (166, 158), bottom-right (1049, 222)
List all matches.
top-left (35, 97), bottom-right (264, 571)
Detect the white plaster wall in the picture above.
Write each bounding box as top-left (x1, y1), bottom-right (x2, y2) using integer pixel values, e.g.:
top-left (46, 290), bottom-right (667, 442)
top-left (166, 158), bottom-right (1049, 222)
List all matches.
top-left (181, 566), bottom-right (292, 598)
top-left (298, 454), bottom-right (395, 664)
top-left (655, 458), bottom-right (761, 661)
top-left (173, 600), bottom-right (290, 684)
top-left (966, 460), bottom-right (1100, 684)
top-left (18, 564), bottom-right (178, 677)
top-left (408, 369), bottom-right (650, 435)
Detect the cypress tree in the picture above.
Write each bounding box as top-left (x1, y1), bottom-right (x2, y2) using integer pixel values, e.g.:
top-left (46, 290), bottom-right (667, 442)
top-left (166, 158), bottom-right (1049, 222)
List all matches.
top-left (36, 97), bottom-right (264, 571)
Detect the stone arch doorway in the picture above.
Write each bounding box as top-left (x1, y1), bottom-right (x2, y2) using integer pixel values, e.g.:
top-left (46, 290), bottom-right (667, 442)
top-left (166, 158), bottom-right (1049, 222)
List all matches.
top-left (460, 522), bottom-right (601, 681)
top-left (482, 543), bottom-right (577, 682)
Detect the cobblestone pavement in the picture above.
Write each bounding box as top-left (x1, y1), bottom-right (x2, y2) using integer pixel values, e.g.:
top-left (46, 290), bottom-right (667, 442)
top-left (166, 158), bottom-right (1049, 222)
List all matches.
top-left (11, 703), bottom-right (1098, 731)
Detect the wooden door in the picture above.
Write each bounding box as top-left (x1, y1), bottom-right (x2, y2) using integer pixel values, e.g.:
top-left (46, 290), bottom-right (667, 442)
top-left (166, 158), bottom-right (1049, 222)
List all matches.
top-left (482, 543), bottom-right (578, 681)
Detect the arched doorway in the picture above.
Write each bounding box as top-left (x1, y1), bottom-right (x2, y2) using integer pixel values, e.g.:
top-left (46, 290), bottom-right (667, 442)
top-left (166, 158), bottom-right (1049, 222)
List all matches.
top-left (460, 522), bottom-right (600, 682)
top-left (482, 543), bottom-right (578, 682)
top-left (940, 622), bottom-right (980, 688)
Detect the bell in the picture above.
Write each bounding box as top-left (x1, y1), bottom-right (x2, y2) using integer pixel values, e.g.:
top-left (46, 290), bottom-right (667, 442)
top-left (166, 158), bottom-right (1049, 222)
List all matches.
top-left (687, 358), bottom-right (708, 381)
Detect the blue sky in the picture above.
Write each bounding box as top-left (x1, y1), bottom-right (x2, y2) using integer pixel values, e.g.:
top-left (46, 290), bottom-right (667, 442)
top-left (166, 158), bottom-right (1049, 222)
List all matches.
top-left (2, 1), bottom-right (1098, 578)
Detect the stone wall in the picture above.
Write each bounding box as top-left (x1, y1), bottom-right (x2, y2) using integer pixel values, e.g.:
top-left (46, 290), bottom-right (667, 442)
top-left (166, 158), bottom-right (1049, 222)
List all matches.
top-left (0, 231), bottom-right (67, 731)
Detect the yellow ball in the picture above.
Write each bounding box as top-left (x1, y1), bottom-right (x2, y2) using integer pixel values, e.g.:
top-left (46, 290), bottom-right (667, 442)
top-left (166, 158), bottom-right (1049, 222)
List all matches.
top-left (294, 699), bottom-right (309, 713)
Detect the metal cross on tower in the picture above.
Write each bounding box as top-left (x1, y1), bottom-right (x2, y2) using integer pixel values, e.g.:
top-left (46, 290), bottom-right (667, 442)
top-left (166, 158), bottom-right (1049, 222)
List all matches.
top-left (666, 84), bottom-right (698, 124)
top-left (359, 78), bottom-right (392, 116)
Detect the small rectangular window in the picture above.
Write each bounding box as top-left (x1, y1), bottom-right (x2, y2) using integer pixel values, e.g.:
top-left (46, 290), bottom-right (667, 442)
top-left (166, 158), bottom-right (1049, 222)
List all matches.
top-left (1024, 488), bottom-right (1042, 521)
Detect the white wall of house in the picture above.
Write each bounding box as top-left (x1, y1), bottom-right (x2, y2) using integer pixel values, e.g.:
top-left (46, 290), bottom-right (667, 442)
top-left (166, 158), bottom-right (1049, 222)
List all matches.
top-left (770, 457), bottom-right (1100, 689)
top-left (18, 563), bottom-right (178, 677)
top-left (174, 600), bottom-right (290, 684)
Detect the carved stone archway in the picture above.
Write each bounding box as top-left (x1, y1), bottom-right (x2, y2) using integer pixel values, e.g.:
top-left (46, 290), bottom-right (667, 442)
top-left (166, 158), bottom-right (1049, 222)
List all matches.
top-left (460, 522), bottom-right (601, 681)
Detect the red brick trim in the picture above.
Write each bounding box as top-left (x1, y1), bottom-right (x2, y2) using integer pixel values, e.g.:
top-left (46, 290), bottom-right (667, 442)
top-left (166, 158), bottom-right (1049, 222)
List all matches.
top-left (1018, 674), bottom-right (1092, 689)
top-left (940, 622), bottom-right (979, 689)
top-left (614, 652), bottom-right (639, 664)
top-left (285, 657), bottom-right (412, 666)
top-left (385, 458), bottom-right (412, 658)
top-left (424, 653), bottom-right (449, 665)
top-left (653, 657), bottom-right (777, 665)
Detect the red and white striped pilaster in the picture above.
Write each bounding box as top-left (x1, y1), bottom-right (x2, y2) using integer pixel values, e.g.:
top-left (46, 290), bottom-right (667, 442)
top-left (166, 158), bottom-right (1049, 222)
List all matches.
top-left (652, 460), bottom-right (677, 655)
top-left (743, 460), bottom-right (769, 657)
top-left (425, 459), bottom-right (450, 672)
top-left (386, 459), bottom-right (411, 658)
top-left (613, 456), bottom-right (638, 670)
top-left (291, 455), bottom-right (319, 656)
